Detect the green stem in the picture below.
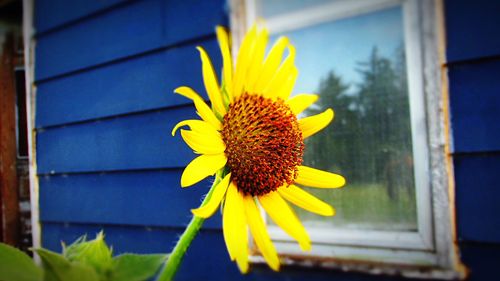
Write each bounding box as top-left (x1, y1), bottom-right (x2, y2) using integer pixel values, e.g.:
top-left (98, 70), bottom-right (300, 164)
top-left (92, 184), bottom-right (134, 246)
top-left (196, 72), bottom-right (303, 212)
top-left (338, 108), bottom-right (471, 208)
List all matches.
top-left (156, 177), bottom-right (221, 281)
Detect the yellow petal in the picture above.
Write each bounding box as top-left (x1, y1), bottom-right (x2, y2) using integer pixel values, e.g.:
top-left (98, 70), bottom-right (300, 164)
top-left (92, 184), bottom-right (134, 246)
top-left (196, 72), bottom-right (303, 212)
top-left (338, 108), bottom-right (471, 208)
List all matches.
top-left (276, 66), bottom-right (298, 100)
top-left (223, 182), bottom-right (249, 273)
top-left (191, 173), bottom-right (231, 218)
top-left (171, 119), bottom-right (218, 137)
top-left (244, 195), bottom-right (280, 271)
top-left (233, 24), bottom-right (257, 99)
top-left (263, 45), bottom-right (296, 98)
top-left (223, 183), bottom-right (237, 261)
top-left (287, 94), bottom-right (319, 115)
top-left (216, 26), bottom-right (233, 101)
top-left (259, 192), bottom-right (311, 251)
top-left (254, 37), bottom-right (289, 94)
top-left (181, 154), bottom-right (227, 187)
top-left (197, 46), bottom-right (226, 116)
top-left (180, 129), bottom-right (225, 155)
top-left (245, 28), bottom-right (269, 93)
top-left (299, 108), bottom-right (334, 139)
top-left (295, 166), bottom-right (345, 188)
top-left (174, 87), bottom-right (222, 130)
top-left (278, 185), bottom-right (335, 216)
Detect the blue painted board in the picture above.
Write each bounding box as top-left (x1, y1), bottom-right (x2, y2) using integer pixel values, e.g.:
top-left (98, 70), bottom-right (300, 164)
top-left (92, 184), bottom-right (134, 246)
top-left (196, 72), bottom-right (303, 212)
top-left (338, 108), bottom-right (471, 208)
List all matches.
top-left (37, 106), bottom-right (198, 174)
top-left (39, 170), bottom-right (221, 228)
top-left (445, 0), bottom-right (500, 62)
top-left (42, 223), bottom-right (178, 255)
top-left (459, 242), bottom-right (500, 281)
top-left (41, 223), bottom-right (247, 281)
top-left (36, 38), bottom-right (221, 128)
top-left (449, 60), bottom-right (500, 153)
top-left (42, 223), bottom-right (417, 281)
top-left (35, 0), bottom-right (227, 81)
top-left (35, 0), bottom-right (162, 81)
top-left (455, 154), bottom-right (500, 243)
top-left (35, 0), bottom-right (125, 33)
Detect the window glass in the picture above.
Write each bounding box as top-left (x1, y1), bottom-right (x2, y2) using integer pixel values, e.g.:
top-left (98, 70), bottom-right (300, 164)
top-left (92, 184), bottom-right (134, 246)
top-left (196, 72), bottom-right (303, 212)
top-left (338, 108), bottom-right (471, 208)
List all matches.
top-left (256, 0), bottom-right (338, 17)
top-left (15, 68), bottom-right (28, 158)
top-left (269, 5), bottom-right (417, 231)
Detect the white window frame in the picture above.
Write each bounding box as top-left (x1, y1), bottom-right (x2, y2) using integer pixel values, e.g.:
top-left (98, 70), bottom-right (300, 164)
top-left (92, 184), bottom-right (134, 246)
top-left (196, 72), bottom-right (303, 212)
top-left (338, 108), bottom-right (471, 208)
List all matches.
top-left (22, 0), bottom-right (42, 262)
top-left (230, 0), bottom-right (465, 278)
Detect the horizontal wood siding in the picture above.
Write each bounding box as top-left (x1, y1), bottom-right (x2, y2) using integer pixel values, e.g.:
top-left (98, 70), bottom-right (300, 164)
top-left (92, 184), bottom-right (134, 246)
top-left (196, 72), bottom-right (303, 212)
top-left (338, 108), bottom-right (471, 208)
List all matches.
top-left (448, 60), bottom-right (500, 152)
top-left (34, 0), bottom-right (233, 279)
top-left (454, 154), bottom-right (500, 243)
top-left (41, 223), bottom-right (245, 281)
top-left (35, 0), bottom-right (126, 34)
top-left (35, 0), bottom-right (226, 81)
top-left (37, 107), bottom-right (196, 173)
top-left (39, 171), bottom-right (221, 229)
top-left (446, 0), bottom-right (500, 280)
top-left (445, 0), bottom-right (500, 62)
top-left (36, 39), bottom-right (220, 128)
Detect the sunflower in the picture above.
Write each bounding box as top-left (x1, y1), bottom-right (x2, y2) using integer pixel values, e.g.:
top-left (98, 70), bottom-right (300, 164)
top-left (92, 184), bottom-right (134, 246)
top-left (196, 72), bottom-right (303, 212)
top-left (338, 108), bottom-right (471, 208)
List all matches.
top-left (172, 24), bottom-right (345, 273)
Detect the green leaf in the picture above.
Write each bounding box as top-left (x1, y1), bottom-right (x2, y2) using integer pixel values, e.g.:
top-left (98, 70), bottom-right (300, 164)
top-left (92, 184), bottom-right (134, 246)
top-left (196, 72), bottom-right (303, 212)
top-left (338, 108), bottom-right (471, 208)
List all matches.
top-left (109, 253), bottom-right (167, 281)
top-left (0, 243), bottom-right (42, 281)
top-left (35, 248), bottom-right (99, 281)
top-left (63, 231), bottom-right (113, 275)
top-left (61, 235), bottom-right (86, 254)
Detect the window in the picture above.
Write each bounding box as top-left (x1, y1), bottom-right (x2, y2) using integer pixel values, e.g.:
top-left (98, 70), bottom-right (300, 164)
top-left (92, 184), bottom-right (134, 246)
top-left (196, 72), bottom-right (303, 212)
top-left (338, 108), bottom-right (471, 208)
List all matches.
top-left (15, 67), bottom-right (28, 158)
top-left (231, 0), bottom-right (463, 277)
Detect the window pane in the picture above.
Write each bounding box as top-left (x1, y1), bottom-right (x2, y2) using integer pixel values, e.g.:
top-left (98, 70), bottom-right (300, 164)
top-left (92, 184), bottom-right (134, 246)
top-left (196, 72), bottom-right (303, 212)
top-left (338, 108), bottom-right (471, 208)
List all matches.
top-left (15, 69), bottom-right (28, 157)
top-left (269, 6), bottom-right (417, 231)
top-left (256, 0), bottom-right (338, 17)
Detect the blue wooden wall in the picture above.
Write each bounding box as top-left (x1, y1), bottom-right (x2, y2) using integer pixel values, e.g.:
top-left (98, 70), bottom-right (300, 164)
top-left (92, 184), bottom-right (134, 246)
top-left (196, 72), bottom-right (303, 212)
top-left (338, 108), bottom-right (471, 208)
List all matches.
top-left (446, 0), bottom-right (500, 280)
top-left (33, 0), bottom-right (499, 280)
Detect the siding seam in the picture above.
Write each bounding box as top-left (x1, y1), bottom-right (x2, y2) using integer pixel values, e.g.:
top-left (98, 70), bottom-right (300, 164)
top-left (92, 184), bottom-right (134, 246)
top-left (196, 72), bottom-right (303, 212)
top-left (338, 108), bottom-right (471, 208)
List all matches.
top-left (35, 103), bottom-right (196, 131)
top-left (34, 33), bottom-right (216, 85)
top-left (34, 0), bottom-right (138, 38)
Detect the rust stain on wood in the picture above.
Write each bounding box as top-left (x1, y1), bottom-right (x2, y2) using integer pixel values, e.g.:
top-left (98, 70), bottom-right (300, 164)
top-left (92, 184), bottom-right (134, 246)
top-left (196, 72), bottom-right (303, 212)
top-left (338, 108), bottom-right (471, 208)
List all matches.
top-left (0, 32), bottom-right (20, 246)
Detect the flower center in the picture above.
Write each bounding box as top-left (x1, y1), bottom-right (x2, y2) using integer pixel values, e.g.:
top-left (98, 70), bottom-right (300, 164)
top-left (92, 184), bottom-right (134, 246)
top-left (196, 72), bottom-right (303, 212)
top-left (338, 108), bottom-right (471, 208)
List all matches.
top-left (221, 93), bottom-right (304, 196)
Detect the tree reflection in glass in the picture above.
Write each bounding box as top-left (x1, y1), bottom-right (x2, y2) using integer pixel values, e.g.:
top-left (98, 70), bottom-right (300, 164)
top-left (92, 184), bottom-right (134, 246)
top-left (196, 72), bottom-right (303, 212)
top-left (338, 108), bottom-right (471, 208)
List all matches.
top-left (275, 6), bottom-right (417, 231)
